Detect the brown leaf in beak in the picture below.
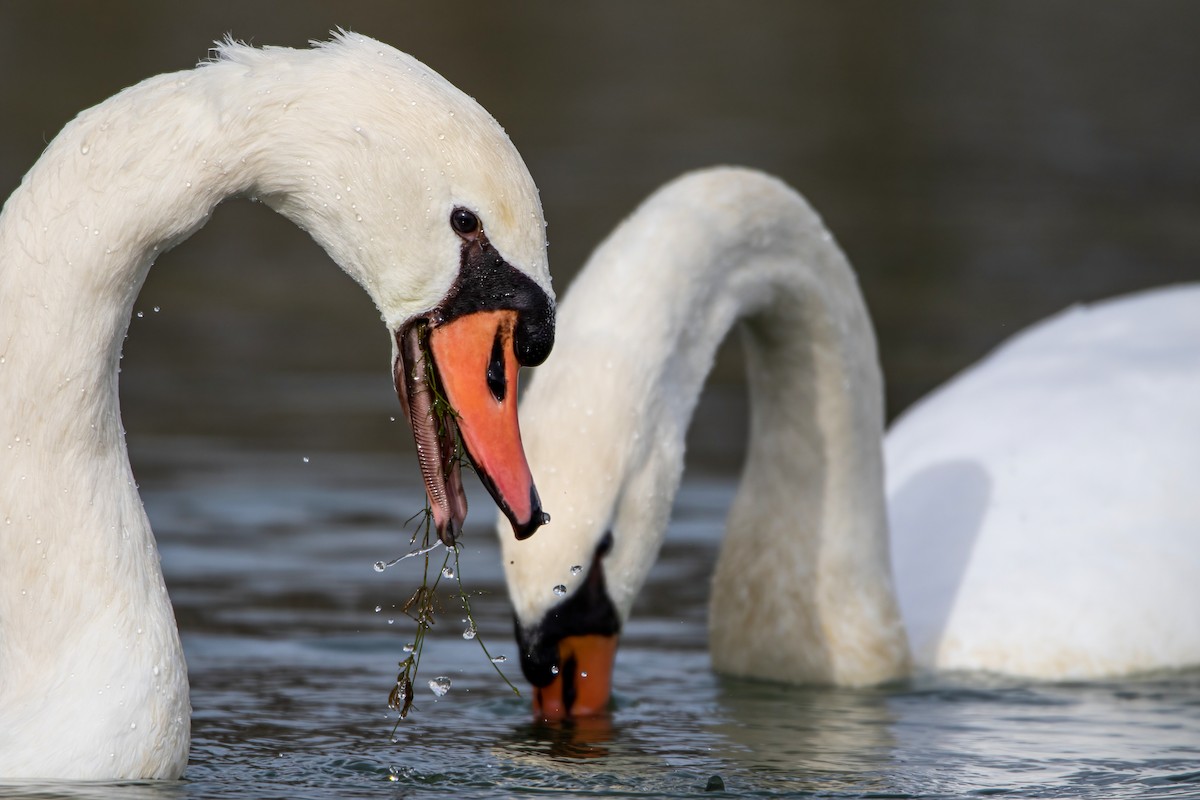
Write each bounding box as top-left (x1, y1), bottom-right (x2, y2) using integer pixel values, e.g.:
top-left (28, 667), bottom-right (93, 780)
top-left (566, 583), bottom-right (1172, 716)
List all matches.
top-left (395, 322), bottom-right (468, 545)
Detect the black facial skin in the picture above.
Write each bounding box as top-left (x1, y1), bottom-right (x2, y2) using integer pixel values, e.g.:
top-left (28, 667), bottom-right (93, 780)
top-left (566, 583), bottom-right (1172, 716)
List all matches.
top-left (436, 206), bottom-right (555, 367)
top-left (516, 532), bottom-right (619, 687)
top-left (417, 206), bottom-right (553, 541)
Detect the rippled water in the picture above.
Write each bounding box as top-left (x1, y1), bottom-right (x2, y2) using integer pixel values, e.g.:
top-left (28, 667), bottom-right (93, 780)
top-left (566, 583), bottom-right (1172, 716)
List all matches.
top-left (3, 3), bottom-right (1200, 798)
top-left (3, 426), bottom-right (1198, 800)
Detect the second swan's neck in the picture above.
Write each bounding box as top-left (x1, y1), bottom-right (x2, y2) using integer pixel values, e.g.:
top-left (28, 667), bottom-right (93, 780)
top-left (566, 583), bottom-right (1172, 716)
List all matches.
top-left (515, 167), bottom-right (908, 685)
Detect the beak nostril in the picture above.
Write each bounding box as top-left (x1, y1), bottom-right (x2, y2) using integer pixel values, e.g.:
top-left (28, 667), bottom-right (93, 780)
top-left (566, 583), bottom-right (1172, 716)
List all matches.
top-left (486, 331), bottom-right (507, 402)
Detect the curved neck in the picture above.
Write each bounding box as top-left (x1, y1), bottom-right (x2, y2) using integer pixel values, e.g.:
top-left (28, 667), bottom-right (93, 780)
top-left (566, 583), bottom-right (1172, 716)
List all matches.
top-left (0, 46), bottom-right (435, 776)
top-left (711, 245), bottom-right (909, 686)
top-left (0, 61), bottom-right (274, 776)
top-left (515, 168), bottom-right (907, 684)
top-left (1, 77), bottom-right (241, 456)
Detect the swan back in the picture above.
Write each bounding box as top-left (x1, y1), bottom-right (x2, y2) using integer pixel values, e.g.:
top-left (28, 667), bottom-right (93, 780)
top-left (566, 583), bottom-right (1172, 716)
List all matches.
top-left (887, 284), bottom-right (1200, 677)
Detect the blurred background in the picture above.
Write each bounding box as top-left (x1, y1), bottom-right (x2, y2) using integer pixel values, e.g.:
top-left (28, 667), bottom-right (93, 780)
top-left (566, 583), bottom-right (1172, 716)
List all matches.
top-left (1, 1), bottom-right (1196, 460)
top-left (2, 6), bottom-right (1198, 793)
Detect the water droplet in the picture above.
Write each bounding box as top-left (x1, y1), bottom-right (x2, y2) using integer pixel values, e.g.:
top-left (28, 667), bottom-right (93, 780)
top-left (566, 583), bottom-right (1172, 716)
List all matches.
top-left (402, 642), bottom-right (415, 653)
top-left (462, 627), bottom-right (476, 640)
top-left (550, 665), bottom-right (559, 675)
top-left (135, 311), bottom-right (144, 318)
top-left (490, 655), bottom-right (507, 664)
top-left (153, 306), bottom-right (160, 313)
top-left (80, 144), bottom-right (90, 155)
top-left (553, 584), bottom-right (567, 596)
top-left (428, 676), bottom-right (452, 697)
top-left (441, 566), bottom-right (455, 579)
top-left (302, 456), bottom-right (310, 464)
top-left (152, 665), bottom-right (160, 676)
top-left (570, 565), bottom-right (583, 575)
top-left (373, 561), bottom-right (386, 572)
top-left (387, 618), bottom-right (395, 625)
top-left (374, 605), bottom-right (382, 613)
top-left (581, 672), bottom-right (589, 678)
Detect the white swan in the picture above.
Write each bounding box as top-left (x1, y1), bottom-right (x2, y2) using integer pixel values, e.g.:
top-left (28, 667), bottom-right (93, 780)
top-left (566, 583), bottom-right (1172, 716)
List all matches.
top-left (0, 34), bottom-right (558, 779)
top-left (498, 167), bottom-right (1200, 720)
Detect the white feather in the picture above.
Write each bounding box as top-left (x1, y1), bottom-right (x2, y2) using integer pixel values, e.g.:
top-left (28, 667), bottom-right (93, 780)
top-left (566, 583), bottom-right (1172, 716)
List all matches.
top-left (502, 166), bottom-right (1199, 692)
top-left (0, 33), bottom-right (548, 780)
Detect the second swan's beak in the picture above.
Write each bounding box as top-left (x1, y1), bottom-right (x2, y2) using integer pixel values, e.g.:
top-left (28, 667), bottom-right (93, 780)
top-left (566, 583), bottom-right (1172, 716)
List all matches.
top-left (395, 309), bottom-right (548, 544)
top-left (532, 634), bottom-right (619, 722)
top-left (518, 536), bottom-right (621, 720)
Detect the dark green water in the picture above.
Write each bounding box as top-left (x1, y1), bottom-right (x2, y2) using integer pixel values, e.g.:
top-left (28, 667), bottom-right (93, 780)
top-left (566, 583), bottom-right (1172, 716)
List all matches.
top-left (1, 3), bottom-right (1198, 797)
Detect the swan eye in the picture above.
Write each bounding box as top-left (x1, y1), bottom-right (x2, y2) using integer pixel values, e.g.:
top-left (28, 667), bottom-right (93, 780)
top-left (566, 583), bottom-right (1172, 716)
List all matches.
top-left (450, 207), bottom-right (481, 237)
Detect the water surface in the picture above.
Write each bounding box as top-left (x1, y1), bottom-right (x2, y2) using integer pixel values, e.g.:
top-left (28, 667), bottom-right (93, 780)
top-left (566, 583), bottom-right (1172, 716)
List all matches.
top-left (4, 445), bottom-right (1199, 799)
top-left (2, 3), bottom-right (1198, 798)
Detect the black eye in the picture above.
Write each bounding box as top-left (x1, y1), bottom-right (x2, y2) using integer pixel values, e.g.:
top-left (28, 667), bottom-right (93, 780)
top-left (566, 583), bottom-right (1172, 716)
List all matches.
top-left (450, 207), bottom-right (480, 236)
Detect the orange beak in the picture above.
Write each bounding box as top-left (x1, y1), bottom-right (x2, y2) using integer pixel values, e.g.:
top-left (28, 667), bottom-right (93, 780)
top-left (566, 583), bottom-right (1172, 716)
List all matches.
top-left (532, 634), bottom-right (619, 722)
top-left (428, 309), bottom-right (547, 540)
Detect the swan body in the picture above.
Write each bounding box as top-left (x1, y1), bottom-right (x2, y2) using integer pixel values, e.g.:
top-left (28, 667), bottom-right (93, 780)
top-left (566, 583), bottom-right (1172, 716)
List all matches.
top-left (887, 285), bottom-right (1200, 677)
top-left (500, 167), bottom-right (1199, 718)
top-left (0, 34), bottom-right (555, 779)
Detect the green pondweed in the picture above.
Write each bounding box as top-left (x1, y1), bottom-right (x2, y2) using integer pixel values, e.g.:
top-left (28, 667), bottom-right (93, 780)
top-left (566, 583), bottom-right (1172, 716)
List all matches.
top-left (385, 506), bottom-right (521, 725)
top-left (384, 324), bottom-right (520, 725)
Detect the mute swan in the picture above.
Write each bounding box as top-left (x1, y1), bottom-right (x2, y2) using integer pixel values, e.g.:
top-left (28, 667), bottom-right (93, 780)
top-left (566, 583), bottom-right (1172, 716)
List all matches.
top-left (0, 34), bottom-right (556, 779)
top-left (498, 167), bottom-right (1200, 720)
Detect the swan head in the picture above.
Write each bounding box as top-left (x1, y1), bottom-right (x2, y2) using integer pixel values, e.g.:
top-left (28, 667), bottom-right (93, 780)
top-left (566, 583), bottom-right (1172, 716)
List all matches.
top-left (223, 33), bottom-right (556, 541)
top-left (390, 206), bottom-right (554, 544)
top-left (497, 333), bottom-right (687, 719)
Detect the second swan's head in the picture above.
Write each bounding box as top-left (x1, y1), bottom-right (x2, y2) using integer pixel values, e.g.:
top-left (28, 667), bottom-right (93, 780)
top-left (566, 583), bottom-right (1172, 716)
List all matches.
top-left (212, 33), bottom-right (555, 541)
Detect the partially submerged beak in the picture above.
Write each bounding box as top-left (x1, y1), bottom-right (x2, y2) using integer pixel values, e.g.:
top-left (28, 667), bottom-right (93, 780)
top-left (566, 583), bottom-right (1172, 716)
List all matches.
top-left (395, 309), bottom-right (547, 544)
top-left (532, 634), bottom-right (619, 722)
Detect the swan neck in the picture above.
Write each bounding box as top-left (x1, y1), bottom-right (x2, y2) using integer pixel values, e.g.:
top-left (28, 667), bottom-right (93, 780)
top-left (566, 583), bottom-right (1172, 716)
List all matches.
top-left (709, 260), bottom-right (909, 685)
top-left (515, 169), bottom-right (908, 683)
top-left (0, 59), bottom-right (304, 779)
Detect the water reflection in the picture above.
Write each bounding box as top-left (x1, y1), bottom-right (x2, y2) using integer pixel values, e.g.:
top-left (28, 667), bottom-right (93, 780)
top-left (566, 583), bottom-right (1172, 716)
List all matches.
top-left (711, 679), bottom-right (899, 778)
top-left (0, 784), bottom-right (184, 800)
top-left (502, 717), bottom-right (617, 762)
